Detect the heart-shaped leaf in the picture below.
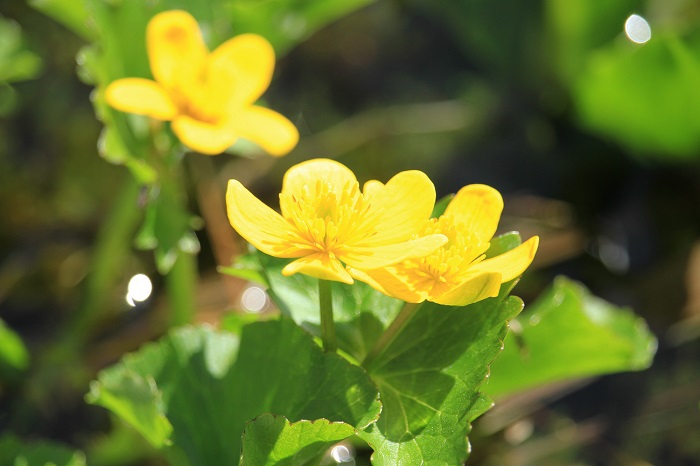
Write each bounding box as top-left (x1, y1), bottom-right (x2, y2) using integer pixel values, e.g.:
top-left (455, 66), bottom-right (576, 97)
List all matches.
top-left (359, 295), bottom-right (523, 465)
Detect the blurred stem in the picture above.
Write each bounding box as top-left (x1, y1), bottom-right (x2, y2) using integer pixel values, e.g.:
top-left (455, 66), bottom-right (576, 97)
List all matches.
top-left (64, 175), bottom-right (141, 347)
top-left (187, 155), bottom-right (241, 306)
top-left (363, 301), bottom-right (422, 370)
top-left (165, 251), bottom-right (197, 326)
top-left (319, 279), bottom-right (336, 353)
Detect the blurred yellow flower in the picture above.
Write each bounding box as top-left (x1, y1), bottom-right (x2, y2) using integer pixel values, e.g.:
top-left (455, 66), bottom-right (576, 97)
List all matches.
top-left (350, 184), bottom-right (539, 306)
top-left (226, 158), bottom-right (447, 285)
top-left (104, 10), bottom-right (298, 156)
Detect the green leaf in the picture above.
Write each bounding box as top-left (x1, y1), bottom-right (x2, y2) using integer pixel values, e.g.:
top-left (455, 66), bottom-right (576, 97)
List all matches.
top-left (486, 231), bottom-right (522, 258)
top-left (217, 252), bottom-right (269, 287)
top-left (217, 265), bottom-right (268, 286)
top-left (431, 194), bottom-right (454, 218)
top-left (0, 434), bottom-right (85, 466)
top-left (483, 276), bottom-right (657, 398)
top-left (573, 35), bottom-right (700, 159)
top-left (359, 295), bottom-right (524, 465)
top-left (30, 0), bottom-right (93, 40)
top-left (86, 370), bottom-right (173, 448)
top-left (0, 15), bottom-right (42, 84)
top-left (97, 127), bottom-right (158, 184)
top-left (545, 0), bottom-right (700, 159)
top-left (87, 320), bottom-right (381, 465)
top-left (0, 318), bottom-right (29, 381)
top-left (134, 183), bottom-right (200, 274)
top-left (241, 413), bottom-right (355, 466)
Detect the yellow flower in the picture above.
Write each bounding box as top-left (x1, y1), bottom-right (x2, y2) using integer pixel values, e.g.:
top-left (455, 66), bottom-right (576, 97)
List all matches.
top-left (350, 184), bottom-right (539, 306)
top-left (104, 10), bottom-right (298, 156)
top-left (226, 158), bottom-right (448, 285)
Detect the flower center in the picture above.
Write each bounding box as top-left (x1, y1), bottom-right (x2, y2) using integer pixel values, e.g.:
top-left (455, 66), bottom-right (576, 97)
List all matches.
top-left (402, 216), bottom-right (488, 291)
top-left (178, 82), bottom-right (222, 124)
top-left (279, 179), bottom-right (377, 259)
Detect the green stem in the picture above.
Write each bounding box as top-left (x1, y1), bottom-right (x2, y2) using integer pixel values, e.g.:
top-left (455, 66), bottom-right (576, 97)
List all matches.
top-left (319, 279), bottom-right (336, 353)
top-left (362, 301), bottom-right (423, 369)
top-left (64, 175), bottom-right (141, 347)
top-left (165, 251), bottom-right (197, 326)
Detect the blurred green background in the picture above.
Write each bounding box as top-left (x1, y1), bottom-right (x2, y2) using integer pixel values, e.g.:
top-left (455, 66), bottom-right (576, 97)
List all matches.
top-left (1, 0), bottom-right (699, 464)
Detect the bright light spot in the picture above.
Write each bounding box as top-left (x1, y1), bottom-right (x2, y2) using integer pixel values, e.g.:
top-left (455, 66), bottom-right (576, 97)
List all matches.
top-left (330, 444), bottom-right (355, 463)
top-left (241, 285), bottom-right (268, 313)
top-left (625, 14), bottom-right (651, 44)
top-left (126, 273), bottom-right (152, 307)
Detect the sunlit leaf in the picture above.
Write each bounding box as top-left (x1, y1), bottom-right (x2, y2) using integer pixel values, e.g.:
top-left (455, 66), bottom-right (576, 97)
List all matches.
top-left (240, 413), bottom-right (355, 466)
top-left (573, 36), bottom-right (700, 158)
top-left (483, 276), bottom-right (657, 398)
top-left (359, 295), bottom-right (524, 465)
top-left (87, 320), bottom-right (381, 465)
top-left (545, 0), bottom-right (700, 159)
top-left (0, 434), bottom-right (85, 466)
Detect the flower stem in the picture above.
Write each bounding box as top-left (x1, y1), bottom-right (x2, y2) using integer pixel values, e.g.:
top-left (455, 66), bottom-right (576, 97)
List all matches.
top-left (363, 301), bottom-right (422, 369)
top-left (318, 279), bottom-right (336, 353)
top-left (166, 252), bottom-right (197, 326)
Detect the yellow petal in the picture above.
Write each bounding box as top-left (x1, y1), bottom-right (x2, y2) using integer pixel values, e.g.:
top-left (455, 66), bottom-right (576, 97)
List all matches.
top-left (470, 236), bottom-right (539, 282)
top-left (226, 179), bottom-right (303, 258)
top-left (348, 267), bottom-right (428, 303)
top-left (208, 33), bottom-right (275, 106)
top-left (147, 10), bottom-right (207, 92)
top-left (431, 272), bottom-right (502, 306)
top-left (360, 171), bottom-right (436, 246)
top-left (350, 170), bottom-right (435, 251)
top-left (281, 159), bottom-right (356, 212)
top-left (342, 234), bottom-right (447, 269)
top-left (105, 78), bottom-right (177, 120)
top-left (228, 106), bottom-right (299, 156)
top-left (171, 115), bottom-right (238, 155)
top-left (362, 180), bottom-right (384, 199)
top-left (444, 184), bottom-right (503, 243)
top-left (282, 253), bottom-right (354, 284)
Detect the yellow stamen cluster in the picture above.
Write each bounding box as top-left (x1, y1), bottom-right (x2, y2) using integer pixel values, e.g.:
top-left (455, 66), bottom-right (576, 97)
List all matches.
top-left (403, 216), bottom-right (489, 293)
top-left (278, 180), bottom-right (377, 259)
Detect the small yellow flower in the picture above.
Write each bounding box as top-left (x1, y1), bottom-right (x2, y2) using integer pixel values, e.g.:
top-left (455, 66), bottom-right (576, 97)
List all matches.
top-left (104, 10), bottom-right (299, 156)
top-left (350, 184), bottom-right (539, 306)
top-left (226, 158), bottom-right (448, 285)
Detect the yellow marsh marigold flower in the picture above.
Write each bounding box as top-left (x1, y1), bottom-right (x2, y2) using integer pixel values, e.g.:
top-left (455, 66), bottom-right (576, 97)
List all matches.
top-left (104, 10), bottom-right (298, 156)
top-left (350, 184), bottom-right (539, 306)
top-left (226, 158), bottom-right (448, 285)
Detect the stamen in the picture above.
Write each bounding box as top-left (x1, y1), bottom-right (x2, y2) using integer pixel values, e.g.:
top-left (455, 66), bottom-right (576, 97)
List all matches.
top-left (278, 178), bottom-right (377, 259)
